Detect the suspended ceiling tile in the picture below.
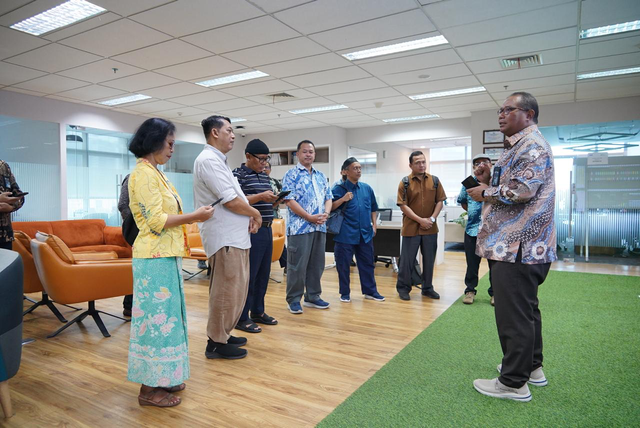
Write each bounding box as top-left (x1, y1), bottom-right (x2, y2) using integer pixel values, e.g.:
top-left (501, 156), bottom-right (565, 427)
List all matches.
top-left (129, 0), bottom-right (263, 38)
top-left (57, 59), bottom-right (145, 83)
top-left (416, 93), bottom-right (494, 109)
top-left (378, 63), bottom-right (472, 86)
top-left (112, 40), bottom-right (211, 70)
top-left (42, 12), bottom-right (121, 42)
top-left (395, 75), bottom-right (482, 96)
top-left (59, 19), bottom-right (172, 57)
top-left (13, 74), bottom-right (90, 94)
top-left (253, 96), bottom-right (333, 111)
top-left (476, 61), bottom-right (577, 85)
top-left (55, 84), bottom-right (126, 101)
top-left (222, 37), bottom-right (329, 67)
top-left (182, 15), bottom-right (300, 55)
top-left (167, 90), bottom-right (236, 106)
top-left (490, 84), bottom-right (576, 101)
top-left (156, 56), bottom-right (245, 81)
top-left (577, 52), bottom-right (640, 73)
top-left (307, 77), bottom-right (388, 97)
top-left (248, 0), bottom-right (311, 13)
top-left (579, 0), bottom-right (640, 29)
top-left (282, 66), bottom-right (372, 88)
top-left (195, 98), bottom-right (259, 113)
top-left (466, 46), bottom-right (576, 74)
top-left (121, 100), bottom-right (184, 113)
top-left (153, 106), bottom-right (208, 119)
top-left (274, 0), bottom-right (418, 34)
top-left (327, 87), bottom-right (403, 104)
top-left (91, 0), bottom-right (174, 17)
top-left (534, 93), bottom-right (576, 105)
top-left (309, 9), bottom-right (436, 51)
top-left (483, 74), bottom-right (576, 93)
top-left (441, 2), bottom-right (578, 47)
top-left (357, 102), bottom-right (424, 115)
top-left (5, 43), bottom-right (102, 73)
top-left (142, 82), bottom-right (210, 100)
top-left (358, 48), bottom-right (463, 76)
top-left (100, 72), bottom-right (180, 92)
top-left (0, 0), bottom-right (31, 16)
top-left (429, 101), bottom-right (498, 113)
top-left (0, 62), bottom-right (46, 86)
top-left (0, 26), bottom-right (49, 61)
top-left (223, 104), bottom-right (280, 117)
top-left (260, 53), bottom-right (352, 78)
top-left (579, 35), bottom-right (640, 60)
top-left (219, 80), bottom-right (298, 98)
top-left (346, 95), bottom-right (414, 109)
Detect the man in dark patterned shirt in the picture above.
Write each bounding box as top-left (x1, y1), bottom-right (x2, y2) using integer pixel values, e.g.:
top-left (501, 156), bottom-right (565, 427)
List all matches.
top-left (0, 160), bottom-right (25, 250)
top-left (468, 92), bottom-right (556, 402)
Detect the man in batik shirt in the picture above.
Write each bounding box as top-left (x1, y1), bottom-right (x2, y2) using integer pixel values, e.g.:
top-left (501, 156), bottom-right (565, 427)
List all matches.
top-left (0, 160), bottom-right (25, 250)
top-left (468, 92), bottom-right (556, 402)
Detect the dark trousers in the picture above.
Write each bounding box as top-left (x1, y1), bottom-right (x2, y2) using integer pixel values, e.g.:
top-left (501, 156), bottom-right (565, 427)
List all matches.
top-left (239, 226), bottom-right (273, 321)
top-left (286, 232), bottom-right (326, 304)
top-left (123, 294), bottom-right (133, 310)
top-left (279, 245), bottom-right (287, 268)
top-left (335, 238), bottom-right (378, 296)
top-left (0, 240), bottom-right (12, 250)
top-left (396, 234), bottom-right (437, 294)
top-left (464, 233), bottom-right (493, 296)
top-left (490, 247), bottom-right (551, 388)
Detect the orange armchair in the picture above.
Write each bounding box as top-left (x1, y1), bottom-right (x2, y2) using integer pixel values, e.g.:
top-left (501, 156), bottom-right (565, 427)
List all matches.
top-left (30, 237), bottom-right (133, 338)
top-left (183, 223), bottom-right (209, 280)
top-left (270, 219), bottom-right (286, 283)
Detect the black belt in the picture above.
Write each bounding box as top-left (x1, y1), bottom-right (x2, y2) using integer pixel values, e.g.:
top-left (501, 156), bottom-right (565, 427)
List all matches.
top-left (261, 221), bottom-right (273, 228)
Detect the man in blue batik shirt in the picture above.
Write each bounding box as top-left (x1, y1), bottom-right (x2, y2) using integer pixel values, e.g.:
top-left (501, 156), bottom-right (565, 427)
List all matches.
top-left (331, 157), bottom-right (385, 303)
top-left (281, 140), bottom-right (332, 314)
top-left (457, 154), bottom-right (494, 306)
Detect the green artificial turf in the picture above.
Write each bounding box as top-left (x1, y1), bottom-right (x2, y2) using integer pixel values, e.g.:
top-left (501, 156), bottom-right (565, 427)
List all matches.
top-left (319, 271), bottom-right (640, 428)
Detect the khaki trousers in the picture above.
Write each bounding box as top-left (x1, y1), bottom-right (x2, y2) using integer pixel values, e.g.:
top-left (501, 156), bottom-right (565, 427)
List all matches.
top-left (207, 246), bottom-right (250, 343)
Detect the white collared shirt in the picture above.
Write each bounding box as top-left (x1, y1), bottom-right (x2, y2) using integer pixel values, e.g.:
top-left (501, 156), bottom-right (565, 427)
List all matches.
top-left (193, 144), bottom-right (251, 257)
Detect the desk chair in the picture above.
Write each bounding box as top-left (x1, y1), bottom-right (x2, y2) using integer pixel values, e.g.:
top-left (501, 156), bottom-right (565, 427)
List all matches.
top-left (183, 224), bottom-right (209, 280)
top-left (270, 219), bottom-right (285, 283)
top-left (375, 209), bottom-right (396, 269)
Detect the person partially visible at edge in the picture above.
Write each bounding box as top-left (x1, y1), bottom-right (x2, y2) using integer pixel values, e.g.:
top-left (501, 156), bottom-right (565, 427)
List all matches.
top-left (264, 161), bottom-right (287, 272)
top-left (457, 154), bottom-right (494, 306)
top-left (117, 174), bottom-right (134, 317)
top-left (127, 118), bottom-right (214, 408)
top-left (330, 157), bottom-right (385, 303)
top-left (468, 91), bottom-right (556, 402)
top-left (232, 139), bottom-right (279, 334)
top-left (193, 115), bottom-right (261, 361)
top-left (395, 151), bottom-right (447, 301)
top-left (281, 140), bottom-right (332, 314)
top-left (0, 160), bottom-right (25, 250)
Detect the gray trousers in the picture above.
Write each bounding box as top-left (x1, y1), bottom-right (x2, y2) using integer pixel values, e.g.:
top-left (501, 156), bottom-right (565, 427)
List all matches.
top-left (286, 231), bottom-right (326, 303)
top-left (396, 234), bottom-right (437, 294)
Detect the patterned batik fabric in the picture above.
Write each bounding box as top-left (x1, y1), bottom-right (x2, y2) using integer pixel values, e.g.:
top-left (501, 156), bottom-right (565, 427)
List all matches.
top-left (127, 257), bottom-right (189, 387)
top-left (281, 163), bottom-right (332, 236)
top-left (476, 125), bottom-right (557, 265)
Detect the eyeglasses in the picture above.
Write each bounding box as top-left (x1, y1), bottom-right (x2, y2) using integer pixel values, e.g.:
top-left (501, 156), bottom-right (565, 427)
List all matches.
top-left (497, 106), bottom-right (527, 116)
top-left (473, 160), bottom-right (490, 167)
top-left (249, 153), bottom-right (271, 163)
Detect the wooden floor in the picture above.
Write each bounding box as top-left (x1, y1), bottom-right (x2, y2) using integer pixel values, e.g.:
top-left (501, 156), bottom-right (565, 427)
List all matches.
top-left (5, 252), bottom-right (639, 427)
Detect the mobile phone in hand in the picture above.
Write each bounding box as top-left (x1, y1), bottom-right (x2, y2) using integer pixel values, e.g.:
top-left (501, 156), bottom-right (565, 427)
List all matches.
top-left (461, 176), bottom-right (479, 189)
top-left (275, 190), bottom-right (291, 202)
top-left (12, 190), bottom-right (29, 197)
top-left (211, 197), bottom-right (224, 207)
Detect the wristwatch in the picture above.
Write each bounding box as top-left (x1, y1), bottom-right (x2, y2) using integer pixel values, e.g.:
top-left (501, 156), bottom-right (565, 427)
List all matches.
top-left (430, 216), bottom-right (435, 222)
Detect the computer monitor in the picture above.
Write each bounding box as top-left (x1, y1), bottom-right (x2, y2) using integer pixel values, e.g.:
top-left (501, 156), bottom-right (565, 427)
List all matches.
top-left (378, 208), bottom-right (392, 221)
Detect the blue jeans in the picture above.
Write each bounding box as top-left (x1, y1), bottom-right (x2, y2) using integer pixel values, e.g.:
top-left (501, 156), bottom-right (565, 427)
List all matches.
top-left (334, 237), bottom-right (378, 296)
top-left (239, 226), bottom-right (272, 321)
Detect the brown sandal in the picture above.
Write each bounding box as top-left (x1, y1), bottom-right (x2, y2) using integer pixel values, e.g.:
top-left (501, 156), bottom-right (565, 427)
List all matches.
top-left (138, 387), bottom-right (182, 407)
top-left (162, 383), bottom-right (186, 393)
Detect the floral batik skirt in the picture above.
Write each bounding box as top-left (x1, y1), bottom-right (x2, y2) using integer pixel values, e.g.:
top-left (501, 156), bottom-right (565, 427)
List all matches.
top-left (127, 257), bottom-right (189, 387)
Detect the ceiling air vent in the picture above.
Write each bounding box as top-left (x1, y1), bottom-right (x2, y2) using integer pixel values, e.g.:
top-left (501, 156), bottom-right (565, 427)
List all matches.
top-left (500, 54), bottom-right (543, 70)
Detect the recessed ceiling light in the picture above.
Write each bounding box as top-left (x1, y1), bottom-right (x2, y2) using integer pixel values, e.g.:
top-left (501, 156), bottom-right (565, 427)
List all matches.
top-left (289, 105), bottom-right (348, 114)
top-left (342, 35), bottom-right (448, 61)
top-left (409, 86), bottom-right (486, 100)
top-left (579, 20), bottom-right (640, 39)
top-left (10, 0), bottom-right (106, 36)
top-left (99, 94), bottom-right (151, 106)
top-left (383, 114), bottom-right (439, 123)
top-left (230, 118), bottom-right (246, 123)
top-left (195, 70), bottom-right (268, 87)
top-left (577, 67), bottom-right (640, 80)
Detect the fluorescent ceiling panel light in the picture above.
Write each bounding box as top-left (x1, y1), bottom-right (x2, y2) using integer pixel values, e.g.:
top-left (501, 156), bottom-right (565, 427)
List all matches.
top-left (10, 0), bottom-right (105, 36)
top-left (579, 20), bottom-right (640, 39)
top-left (577, 67), bottom-right (640, 80)
top-left (230, 118), bottom-right (246, 123)
top-left (342, 35), bottom-right (448, 61)
top-left (195, 70), bottom-right (268, 87)
top-left (289, 105), bottom-right (348, 114)
top-left (409, 86), bottom-right (486, 100)
top-left (99, 94), bottom-right (151, 106)
top-left (383, 114), bottom-right (439, 123)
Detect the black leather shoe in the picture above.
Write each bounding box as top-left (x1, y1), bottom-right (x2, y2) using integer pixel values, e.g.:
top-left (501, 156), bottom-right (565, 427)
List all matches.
top-left (227, 335), bottom-right (247, 347)
top-left (422, 289), bottom-right (440, 299)
top-left (205, 340), bottom-right (248, 359)
top-left (398, 292), bottom-right (410, 301)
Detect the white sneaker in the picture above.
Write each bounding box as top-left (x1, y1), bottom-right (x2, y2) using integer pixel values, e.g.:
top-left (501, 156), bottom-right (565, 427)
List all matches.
top-left (497, 364), bottom-right (548, 387)
top-left (473, 378), bottom-right (532, 402)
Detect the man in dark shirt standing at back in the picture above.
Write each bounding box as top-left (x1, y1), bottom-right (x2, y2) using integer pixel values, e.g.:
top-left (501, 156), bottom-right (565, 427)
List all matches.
top-left (233, 139), bottom-right (280, 333)
top-left (396, 151), bottom-right (447, 301)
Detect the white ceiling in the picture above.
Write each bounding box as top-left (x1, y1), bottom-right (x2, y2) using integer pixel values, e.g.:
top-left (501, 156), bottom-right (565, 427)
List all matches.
top-left (1, 0), bottom-right (639, 134)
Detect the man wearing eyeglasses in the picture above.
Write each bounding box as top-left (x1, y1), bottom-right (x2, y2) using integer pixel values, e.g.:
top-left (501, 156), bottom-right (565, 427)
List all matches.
top-left (467, 92), bottom-right (556, 402)
top-left (457, 154), bottom-right (494, 306)
top-left (232, 139), bottom-right (280, 334)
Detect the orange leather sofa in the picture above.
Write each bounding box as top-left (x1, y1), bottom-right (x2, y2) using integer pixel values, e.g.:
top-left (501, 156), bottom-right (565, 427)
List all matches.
top-left (30, 234), bottom-right (133, 338)
top-left (13, 219), bottom-right (131, 259)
